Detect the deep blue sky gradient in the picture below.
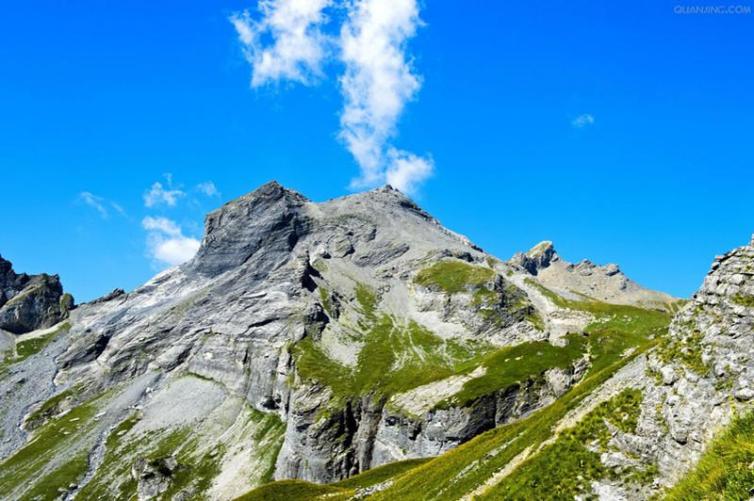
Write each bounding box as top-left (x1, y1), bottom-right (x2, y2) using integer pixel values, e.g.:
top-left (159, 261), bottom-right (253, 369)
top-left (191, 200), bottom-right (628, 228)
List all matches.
top-left (1, 0), bottom-right (753, 301)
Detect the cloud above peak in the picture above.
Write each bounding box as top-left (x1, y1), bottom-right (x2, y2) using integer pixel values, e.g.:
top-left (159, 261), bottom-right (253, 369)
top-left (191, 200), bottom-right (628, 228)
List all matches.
top-left (230, 0), bottom-right (333, 87)
top-left (231, 0), bottom-right (432, 194)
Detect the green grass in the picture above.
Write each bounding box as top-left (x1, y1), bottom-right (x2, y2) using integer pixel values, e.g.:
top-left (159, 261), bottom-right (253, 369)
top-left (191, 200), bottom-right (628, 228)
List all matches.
top-left (355, 283), bottom-right (378, 320)
top-left (76, 413), bottom-right (141, 499)
top-left (293, 314), bottom-right (492, 406)
top-left (439, 333), bottom-right (588, 408)
top-left (486, 389), bottom-right (646, 499)
top-left (319, 287), bottom-right (333, 316)
top-left (0, 392), bottom-right (101, 498)
top-left (656, 324), bottom-right (708, 375)
top-left (77, 402), bottom-right (285, 500)
top-left (235, 458), bottom-right (431, 500)
top-left (266, 294), bottom-right (671, 500)
top-left (249, 407), bottom-right (287, 484)
top-left (235, 480), bottom-right (349, 501)
top-left (0, 321), bottom-right (71, 374)
top-left (22, 451), bottom-right (89, 500)
top-left (663, 409), bottom-right (754, 500)
top-left (332, 458), bottom-right (432, 490)
top-left (25, 383), bottom-right (85, 430)
top-left (732, 293), bottom-right (754, 308)
top-left (415, 260), bottom-right (494, 294)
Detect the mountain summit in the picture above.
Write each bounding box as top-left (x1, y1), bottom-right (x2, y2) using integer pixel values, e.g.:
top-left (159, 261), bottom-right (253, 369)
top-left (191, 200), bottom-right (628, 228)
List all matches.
top-left (3, 182), bottom-right (749, 501)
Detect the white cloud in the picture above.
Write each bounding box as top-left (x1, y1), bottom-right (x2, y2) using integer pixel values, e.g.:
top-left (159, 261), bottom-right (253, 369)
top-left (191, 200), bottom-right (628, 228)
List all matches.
top-left (385, 149), bottom-right (433, 193)
top-left (230, 0), bottom-right (333, 87)
top-left (79, 192), bottom-right (127, 219)
top-left (79, 192), bottom-right (109, 218)
top-left (144, 182), bottom-right (185, 208)
top-left (339, 0), bottom-right (429, 192)
top-left (196, 181), bottom-right (220, 197)
top-left (231, 0), bottom-right (432, 194)
top-left (142, 216), bottom-right (200, 267)
top-left (572, 113), bottom-right (595, 128)
top-left (111, 202), bottom-right (126, 216)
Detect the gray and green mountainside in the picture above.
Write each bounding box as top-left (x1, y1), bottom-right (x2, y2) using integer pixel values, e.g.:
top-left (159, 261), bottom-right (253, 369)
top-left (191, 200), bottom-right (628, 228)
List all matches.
top-left (1, 181), bottom-right (753, 500)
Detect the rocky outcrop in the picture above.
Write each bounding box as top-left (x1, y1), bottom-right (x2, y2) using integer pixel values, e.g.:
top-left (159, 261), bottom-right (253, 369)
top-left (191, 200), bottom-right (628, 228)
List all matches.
top-left (0, 254), bottom-right (73, 334)
top-left (510, 241), bottom-right (677, 310)
top-left (563, 236), bottom-right (754, 497)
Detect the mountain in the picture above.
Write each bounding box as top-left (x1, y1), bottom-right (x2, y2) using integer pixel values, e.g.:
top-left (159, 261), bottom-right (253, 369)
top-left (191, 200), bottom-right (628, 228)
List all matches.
top-left (0, 181), bottom-right (750, 501)
top-left (0, 254), bottom-right (73, 336)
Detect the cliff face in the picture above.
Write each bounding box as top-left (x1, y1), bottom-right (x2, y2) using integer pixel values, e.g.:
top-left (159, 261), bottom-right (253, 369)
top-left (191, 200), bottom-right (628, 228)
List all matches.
top-left (0, 182), bottom-right (686, 500)
top-left (0, 255), bottom-right (72, 335)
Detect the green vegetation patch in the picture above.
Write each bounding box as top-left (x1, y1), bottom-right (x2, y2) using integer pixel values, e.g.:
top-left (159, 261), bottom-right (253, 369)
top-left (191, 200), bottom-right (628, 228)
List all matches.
top-left (249, 406), bottom-right (287, 485)
top-left (663, 409), bottom-right (754, 500)
top-left (439, 333), bottom-right (588, 408)
top-left (236, 458), bottom-right (431, 501)
top-left (0, 391), bottom-right (101, 498)
top-left (656, 326), bottom-right (708, 376)
top-left (333, 458), bottom-right (432, 490)
top-left (22, 451), bottom-right (89, 501)
top-left (488, 389), bottom-right (647, 499)
top-left (732, 293), bottom-right (754, 308)
top-left (294, 315), bottom-right (490, 406)
top-left (0, 322), bottom-right (71, 373)
top-left (235, 480), bottom-right (349, 501)
top-left (415, 260), bottom-right (494, 294)
top-left (355, 283), bottom-right (377, 320)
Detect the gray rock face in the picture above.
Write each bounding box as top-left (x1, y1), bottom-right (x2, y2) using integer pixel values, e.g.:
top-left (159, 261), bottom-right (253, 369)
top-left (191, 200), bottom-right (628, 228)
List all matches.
top-left (0, 254), bottom-right (73, 334)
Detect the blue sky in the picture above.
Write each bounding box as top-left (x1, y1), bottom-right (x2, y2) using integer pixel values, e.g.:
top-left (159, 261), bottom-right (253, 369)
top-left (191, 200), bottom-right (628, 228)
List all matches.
top-left (1, 0), bottom-right (753, 302)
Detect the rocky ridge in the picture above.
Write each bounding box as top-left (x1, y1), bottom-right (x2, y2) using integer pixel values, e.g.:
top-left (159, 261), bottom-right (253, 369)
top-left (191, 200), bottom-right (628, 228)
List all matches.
top-left (0, 254), bottom-right (73, 335)
top-left (511, 240), bottom-right (677, 311)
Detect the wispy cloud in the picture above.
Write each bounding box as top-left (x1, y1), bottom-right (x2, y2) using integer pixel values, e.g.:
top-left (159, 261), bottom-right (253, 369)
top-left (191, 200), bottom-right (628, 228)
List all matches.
top-left (196, 181), bottom-right (220, 197)
top-left (339, 0), bottom-right (432, 192)
top-left (79, 192), bottom-right (127, 219)
top-left (230, 0), bottom-right (333, 87)
top-left (231, 0), bottom-right (432, 194)
top-left (572, 113), bottom-right (595, 128)
top-left (79, 192), bottom-right (108, 218)
top-left (142, 216), bottom-right (200, 268)
top-left (144, 179), bottom-right (185, 208)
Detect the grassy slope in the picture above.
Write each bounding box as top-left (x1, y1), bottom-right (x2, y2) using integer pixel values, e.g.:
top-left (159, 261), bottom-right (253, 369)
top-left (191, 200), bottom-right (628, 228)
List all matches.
top-left (0, 321), bottom-right (70, 374)
top-left (663, 409), bottom-right (754, 500)
top-left (235, 459), bottom-right (430, 501)
top-left (241, 278), bottom-right (672, 500)
top-left (0, 392), bottom-right (103, 499)
top-left (77, 402), bottom-right (286, 500)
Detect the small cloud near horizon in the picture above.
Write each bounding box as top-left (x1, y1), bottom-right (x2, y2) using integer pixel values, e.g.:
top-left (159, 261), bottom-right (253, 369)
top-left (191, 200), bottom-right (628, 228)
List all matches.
top-left (572, 113), bottom-right (595, 128)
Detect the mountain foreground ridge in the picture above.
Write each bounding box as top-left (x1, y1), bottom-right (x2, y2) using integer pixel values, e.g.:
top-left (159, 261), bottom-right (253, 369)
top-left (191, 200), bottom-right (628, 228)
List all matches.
top-left (1, 181), bottom-right (753, 501)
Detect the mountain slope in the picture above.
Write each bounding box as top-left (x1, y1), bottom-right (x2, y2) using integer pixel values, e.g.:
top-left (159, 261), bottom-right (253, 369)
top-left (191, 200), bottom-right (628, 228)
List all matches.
top-left (0, 182), bottom-right (689, 500)
top-left (246, 235), bottom-right (754, 500)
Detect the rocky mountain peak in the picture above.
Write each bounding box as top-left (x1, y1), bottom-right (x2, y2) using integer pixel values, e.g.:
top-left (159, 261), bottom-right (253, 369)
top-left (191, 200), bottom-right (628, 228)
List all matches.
top-left (0, 255), bottom-right (73, 334)
top-left (510, 240), bottom-right (558, 275)
top-left (189, 181), bottom-right (310, 277)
